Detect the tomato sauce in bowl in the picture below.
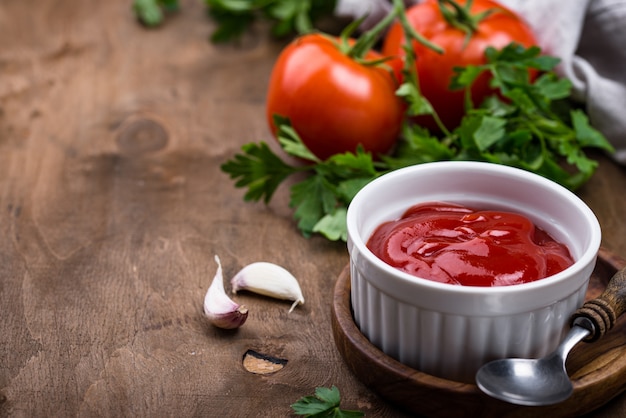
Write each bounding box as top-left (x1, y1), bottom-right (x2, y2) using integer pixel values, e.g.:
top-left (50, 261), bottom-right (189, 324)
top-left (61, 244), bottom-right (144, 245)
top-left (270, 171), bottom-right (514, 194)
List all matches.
top-left (367, 202), bottom-right (574, 287)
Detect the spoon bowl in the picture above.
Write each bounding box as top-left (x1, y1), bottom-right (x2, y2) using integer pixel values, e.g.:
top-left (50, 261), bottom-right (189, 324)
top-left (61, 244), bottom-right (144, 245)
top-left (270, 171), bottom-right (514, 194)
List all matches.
top-left (476, 322), bottom-right (591, 405)
top-left (476, 267), bottom-right (626, 405)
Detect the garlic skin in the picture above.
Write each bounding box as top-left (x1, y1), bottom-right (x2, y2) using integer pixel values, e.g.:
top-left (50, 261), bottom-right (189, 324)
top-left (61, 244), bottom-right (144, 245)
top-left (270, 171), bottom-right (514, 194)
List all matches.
top-left (204, 255), bottom-right (248, 329)
top-left (231, 262), bottom-right (304, 313)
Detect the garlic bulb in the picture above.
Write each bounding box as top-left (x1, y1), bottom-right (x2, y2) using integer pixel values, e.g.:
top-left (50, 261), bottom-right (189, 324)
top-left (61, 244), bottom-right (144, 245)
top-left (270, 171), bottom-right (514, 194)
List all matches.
top-left (231, 262), bottom-right (304, 313)
top-left (204, 255), bottom-right (248, 329)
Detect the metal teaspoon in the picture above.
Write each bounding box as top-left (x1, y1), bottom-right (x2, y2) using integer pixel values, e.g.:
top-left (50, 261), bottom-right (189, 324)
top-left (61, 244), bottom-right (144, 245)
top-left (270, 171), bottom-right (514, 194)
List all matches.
top-left (475, 266), bottom-right (626, 406)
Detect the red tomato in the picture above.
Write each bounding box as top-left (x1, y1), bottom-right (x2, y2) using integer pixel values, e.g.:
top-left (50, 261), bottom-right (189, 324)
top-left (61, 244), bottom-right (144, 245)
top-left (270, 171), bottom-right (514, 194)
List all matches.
top-left (266, 34), bottom-right (404, 161)
top-left (382, 0), bottom-right (537, 131)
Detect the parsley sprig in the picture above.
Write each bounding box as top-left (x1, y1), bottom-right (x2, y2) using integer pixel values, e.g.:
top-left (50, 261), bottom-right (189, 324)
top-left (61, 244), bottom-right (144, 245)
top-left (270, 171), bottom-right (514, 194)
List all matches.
top-left (385, 43), bottom-right (615, 189)
top-left (221, 115), bottom-right (378, 241)
top-left (221, 43), bottom-right (614, 242)
top-left (291, 386), bottom-right (364, 417)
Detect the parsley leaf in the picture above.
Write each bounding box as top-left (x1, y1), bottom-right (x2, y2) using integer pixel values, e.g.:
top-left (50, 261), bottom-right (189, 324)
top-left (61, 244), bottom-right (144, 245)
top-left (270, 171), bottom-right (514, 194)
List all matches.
top-left (313, 208), bottom-right (348, 241)
top-left (133, 0), bottom-right (179, 27)
top-left (571, 109), bottom-right (613, 149)
top-left (219, 141), bottom-right (300, 203)
top-left (274, 115), bottom-right (320, 163)
top-left (291, 386), bottom-right (364, 417)
top-left (290, 174), bottom-right (338, 238)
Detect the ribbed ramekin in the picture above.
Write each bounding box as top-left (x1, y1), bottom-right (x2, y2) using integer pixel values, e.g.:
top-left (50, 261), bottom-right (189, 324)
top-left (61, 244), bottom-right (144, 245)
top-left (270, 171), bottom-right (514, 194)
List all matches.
top-left (346, 161), bottom-right (601, 383)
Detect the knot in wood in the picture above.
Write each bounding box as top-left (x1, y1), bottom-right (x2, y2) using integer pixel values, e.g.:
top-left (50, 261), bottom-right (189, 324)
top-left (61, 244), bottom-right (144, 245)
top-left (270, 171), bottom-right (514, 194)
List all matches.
top-left (116, 118), bottom-right (168, 156)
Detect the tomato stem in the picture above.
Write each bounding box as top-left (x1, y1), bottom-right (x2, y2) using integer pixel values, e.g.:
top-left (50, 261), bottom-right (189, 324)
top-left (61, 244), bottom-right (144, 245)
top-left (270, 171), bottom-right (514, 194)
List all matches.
top-left (395, 0), bottom-right (450, 136)
top-left (393, 0), bottom-right (444, 55)
top-left (347, 6), bottom-right (398, 59)
top-left (345, 0), bottom-right (444, 60)
top-left (437, 0), bottom-right (497, 46)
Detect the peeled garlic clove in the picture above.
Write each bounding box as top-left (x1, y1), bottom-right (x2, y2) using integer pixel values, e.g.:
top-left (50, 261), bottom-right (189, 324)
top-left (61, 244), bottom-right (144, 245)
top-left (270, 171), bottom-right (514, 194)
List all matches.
top-left (231, 262), bottom-right (304, 313)
top-left (204, 255), bottom-right (248, 329)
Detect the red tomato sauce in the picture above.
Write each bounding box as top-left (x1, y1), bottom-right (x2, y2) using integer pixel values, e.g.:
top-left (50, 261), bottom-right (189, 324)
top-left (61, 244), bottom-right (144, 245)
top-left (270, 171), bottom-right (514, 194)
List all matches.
top-left (367, 202), bottom-right (574, 286)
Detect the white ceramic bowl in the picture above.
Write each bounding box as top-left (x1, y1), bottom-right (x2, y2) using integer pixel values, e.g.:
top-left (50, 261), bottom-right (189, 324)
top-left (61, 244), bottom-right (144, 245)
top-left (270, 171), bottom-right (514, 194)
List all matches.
top-left (346, 161), bottom-right (601, 383)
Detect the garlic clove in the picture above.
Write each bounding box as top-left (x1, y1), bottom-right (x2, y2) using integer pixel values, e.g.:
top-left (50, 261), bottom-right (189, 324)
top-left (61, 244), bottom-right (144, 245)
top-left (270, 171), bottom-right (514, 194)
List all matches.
top-left (204, 255), bottom-right (248, 329)
top-left (231, 262), bottom-right (304, 313)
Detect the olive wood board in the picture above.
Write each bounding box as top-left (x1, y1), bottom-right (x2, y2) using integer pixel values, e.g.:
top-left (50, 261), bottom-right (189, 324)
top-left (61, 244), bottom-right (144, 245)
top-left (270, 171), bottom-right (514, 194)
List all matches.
top-left (331, 247), bottom-right (626, 418)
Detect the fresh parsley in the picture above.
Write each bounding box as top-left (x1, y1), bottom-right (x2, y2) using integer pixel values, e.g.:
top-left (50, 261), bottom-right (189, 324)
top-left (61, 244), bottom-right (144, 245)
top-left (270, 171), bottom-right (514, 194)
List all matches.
top-left (221, 43), bottom-right (614, 242)
top-left (132, 0), bottom-right (336, 38)
top-left (205, 0), bottom-right (337, 43)
top-left (291, 386), bottom-right (364, 417)
top-left (445, 43), bottom-right (614, 190)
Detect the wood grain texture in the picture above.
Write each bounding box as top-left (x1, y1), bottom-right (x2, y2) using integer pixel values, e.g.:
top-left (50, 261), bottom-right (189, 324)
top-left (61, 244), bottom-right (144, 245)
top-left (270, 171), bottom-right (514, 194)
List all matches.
top-left (0, 1), bottom-right (625, 417)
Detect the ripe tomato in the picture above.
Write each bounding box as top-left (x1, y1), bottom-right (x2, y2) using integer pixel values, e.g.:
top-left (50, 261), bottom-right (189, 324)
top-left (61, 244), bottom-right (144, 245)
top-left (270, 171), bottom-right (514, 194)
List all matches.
top-left (266, 33), bottom-right (404, 161)
top-left (382, 0), bottom-right (537, 131)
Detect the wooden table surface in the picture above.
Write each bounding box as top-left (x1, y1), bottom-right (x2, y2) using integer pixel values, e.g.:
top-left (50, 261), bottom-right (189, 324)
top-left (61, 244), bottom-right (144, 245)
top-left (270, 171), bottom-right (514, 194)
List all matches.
top-left (1, 1), bottom-right (625, 416)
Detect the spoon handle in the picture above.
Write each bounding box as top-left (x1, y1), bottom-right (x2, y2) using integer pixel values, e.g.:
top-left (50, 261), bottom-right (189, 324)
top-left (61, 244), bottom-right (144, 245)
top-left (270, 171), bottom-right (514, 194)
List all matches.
top-left (571, 267), bottom-right (626, 342)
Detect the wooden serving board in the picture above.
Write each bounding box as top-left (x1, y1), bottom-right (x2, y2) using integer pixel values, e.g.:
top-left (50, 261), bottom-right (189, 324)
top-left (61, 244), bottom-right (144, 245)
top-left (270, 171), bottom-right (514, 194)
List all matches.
top-left (331, 247), bottom-right (626, 417)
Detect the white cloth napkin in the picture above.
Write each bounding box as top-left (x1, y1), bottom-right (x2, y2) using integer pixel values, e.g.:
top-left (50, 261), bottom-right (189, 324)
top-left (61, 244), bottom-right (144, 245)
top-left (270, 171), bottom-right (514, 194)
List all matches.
top-left (334, 0), bottom-right (626, 164)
